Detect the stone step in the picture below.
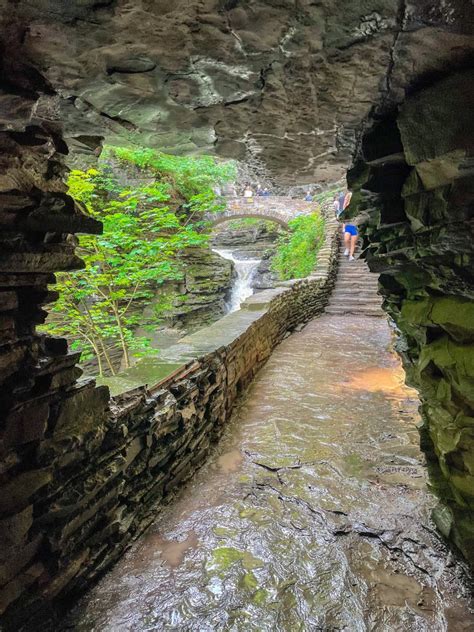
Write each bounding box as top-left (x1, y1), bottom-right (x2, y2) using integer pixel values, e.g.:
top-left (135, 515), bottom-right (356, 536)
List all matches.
top-left (327, 298), bottom-right (381, 307)
top-left (334, 284), bottom-right (379, 291)
top-left (331, 292), bottom-right (382, 304)
top-left (338, 268), bottom-right (378, 281)
top-left (334, 282), bottom-right (379, 289)
top-left (332, 294), bottom-right (380, 301)
top-left (336, 274), bottom-right (378, 281)
top-left (337, 262), bottom-right (372, 270)
top-left (338, 268), bottom-right (371, 274)
top-left (327, 243), bottom-right (384, 318)
top-left (337, 272), bottom-right (370, 278)
top-left (333, 282), bottom-right (380, 291)
top-left (334, 281), bottom-right (378, 287)
top-left (329, 300), bottom-right (382, 309)
top-left (325, 306), bottom-right (383, 317)
top-left (337, 259), bottom-right (371, 266)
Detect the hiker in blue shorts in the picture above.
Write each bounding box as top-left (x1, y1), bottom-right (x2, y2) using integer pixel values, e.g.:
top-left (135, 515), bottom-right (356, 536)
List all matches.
top-left (341, 191), bottom-right (358, 261)
top-left (343, 222), bottom-right (358, 261)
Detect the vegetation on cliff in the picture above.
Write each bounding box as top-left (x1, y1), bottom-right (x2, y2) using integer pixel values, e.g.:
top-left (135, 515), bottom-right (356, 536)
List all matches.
top-left (40, 148), bottom-right (235, 375)
top-left (272, 212), bottom-right (326, 280)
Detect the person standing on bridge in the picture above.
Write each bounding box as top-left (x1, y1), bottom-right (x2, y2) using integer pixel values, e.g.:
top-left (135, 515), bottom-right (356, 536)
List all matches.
top-left (305, 190), bottom-right (313, 202)
top-left (243, 185), bottom-right (253, 203)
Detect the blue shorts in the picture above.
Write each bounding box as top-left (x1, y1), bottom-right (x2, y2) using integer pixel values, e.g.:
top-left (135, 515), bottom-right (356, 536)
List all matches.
top-left (344, 224), bottom-right (358, 236)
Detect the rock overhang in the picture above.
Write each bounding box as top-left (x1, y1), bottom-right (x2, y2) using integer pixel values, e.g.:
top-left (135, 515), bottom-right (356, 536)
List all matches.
top-left (2, 0), bottom-right (471, 185)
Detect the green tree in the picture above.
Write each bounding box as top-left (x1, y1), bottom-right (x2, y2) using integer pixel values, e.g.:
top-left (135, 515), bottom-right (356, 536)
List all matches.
top-left (40, 149), bottom-right (235, 375)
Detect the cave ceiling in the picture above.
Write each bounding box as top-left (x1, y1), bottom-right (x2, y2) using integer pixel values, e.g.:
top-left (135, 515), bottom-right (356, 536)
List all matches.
top-left (1, 0), bottom-right (473, 184)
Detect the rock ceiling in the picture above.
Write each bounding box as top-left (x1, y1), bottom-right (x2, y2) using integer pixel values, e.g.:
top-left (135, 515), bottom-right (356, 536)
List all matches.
top-left (1, 0), bottom-right (473, 183)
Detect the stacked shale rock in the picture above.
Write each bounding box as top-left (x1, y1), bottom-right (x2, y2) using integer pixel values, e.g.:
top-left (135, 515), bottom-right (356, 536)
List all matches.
top-left (0, 65), bottom-right (108, 624)
top-left (1, 0), bottom-right (474, 626)
top-left (348, 69), bottom-right (474, 566)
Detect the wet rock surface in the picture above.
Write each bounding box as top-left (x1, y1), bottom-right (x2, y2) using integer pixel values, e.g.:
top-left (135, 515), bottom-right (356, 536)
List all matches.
top-left (1, 0), bottom-right (473, 625)
top-left (65, 315), bottom-right (473, 631)
top-left (348, 68), bottom-right (474, 564)
top-left (3, 1), bottom-right (472, 182)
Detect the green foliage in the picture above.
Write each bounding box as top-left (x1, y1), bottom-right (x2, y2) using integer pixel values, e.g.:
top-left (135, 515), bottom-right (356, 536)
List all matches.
top-left (271, 212), bottom-right (325, 280)
top-left (40, 148), bottom-right (235, 376)
top-left (107, 146), bottom-right (236, 200)
top-left (312, 188), bottom-right (340, 206)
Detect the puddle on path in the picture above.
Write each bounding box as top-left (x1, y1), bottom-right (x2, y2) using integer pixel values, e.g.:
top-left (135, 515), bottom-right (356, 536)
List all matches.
top-left (217, 449), bottom-right (244, 473)
top-left (148, 531), bottom-right (199, 568)
top-left (341, 365), bottom-right (409, 397)
top-left (66, 315), bottom-right (473, 631)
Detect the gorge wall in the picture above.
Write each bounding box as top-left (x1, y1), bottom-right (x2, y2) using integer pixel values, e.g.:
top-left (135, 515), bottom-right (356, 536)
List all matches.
top-left (152, 247), bottom-right (233, 331)
top-left (348, 69), bottom-right (474, 565)
top-left (1, 0), bottom-right (473, 627)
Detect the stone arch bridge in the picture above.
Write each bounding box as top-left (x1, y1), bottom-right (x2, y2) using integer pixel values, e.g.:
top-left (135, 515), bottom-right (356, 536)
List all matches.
top-left (206, 196), bottom-right (316, 228)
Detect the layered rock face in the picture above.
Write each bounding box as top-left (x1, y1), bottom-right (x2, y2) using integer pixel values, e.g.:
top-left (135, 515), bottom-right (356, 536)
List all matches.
top-left (0, 78), bottom-right (109, 622)
top-left (3, 0), bottom-right (472, 183)
top-left (348, 69), bottom-right (474, 564)
top-left (171, 248), bottom-right (234, 328)
top-left (0, 0), bottom-right (474, 627)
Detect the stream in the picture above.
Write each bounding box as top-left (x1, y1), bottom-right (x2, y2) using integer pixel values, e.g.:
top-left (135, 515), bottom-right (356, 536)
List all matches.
top-left (212, 248), bottom-right (261, 312)
top-left (65, 315), bottom-right (473, 631)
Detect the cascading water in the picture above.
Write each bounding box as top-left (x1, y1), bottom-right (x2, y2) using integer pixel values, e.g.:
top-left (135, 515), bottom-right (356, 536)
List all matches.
top-left (212, 248), bottom-right (261, 312)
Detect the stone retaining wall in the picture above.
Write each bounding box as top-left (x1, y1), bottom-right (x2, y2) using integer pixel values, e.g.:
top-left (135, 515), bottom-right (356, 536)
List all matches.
top-left (0, 189), bottom-right (339, 629)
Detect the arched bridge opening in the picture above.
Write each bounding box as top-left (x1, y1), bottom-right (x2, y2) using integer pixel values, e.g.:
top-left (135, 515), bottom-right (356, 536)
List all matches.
top-left (205, 196), bottom-right (315, 230)
top-left (209, 212), bottom-right (289, 230)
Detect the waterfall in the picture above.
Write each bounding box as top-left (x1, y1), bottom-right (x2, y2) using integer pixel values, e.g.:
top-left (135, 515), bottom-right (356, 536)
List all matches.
top-left (213, 248), bottom-right (261, 312)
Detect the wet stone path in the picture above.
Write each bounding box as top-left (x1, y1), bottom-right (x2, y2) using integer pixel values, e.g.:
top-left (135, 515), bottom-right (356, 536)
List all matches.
top-left (66, 316), bottom-right (473, 631)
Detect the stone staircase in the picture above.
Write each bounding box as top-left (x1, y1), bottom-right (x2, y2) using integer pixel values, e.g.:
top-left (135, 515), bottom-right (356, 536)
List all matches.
top-left (326, 244), bottom-right (384, 317)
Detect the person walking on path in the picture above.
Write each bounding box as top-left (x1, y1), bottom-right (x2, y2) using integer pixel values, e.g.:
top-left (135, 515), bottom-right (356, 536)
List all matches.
top-left (343, 222), bottom-right (358, 261)
top-left (341, 191), bottom-right (358, 261)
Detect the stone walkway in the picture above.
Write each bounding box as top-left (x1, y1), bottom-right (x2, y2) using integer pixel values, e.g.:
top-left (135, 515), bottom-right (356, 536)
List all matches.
top-left (65, 315), bottom-right (473, 631)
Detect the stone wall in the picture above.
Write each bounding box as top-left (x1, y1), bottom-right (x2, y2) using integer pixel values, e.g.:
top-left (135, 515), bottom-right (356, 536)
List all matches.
top-left (0, 174), bottom-right (339, 629)
top-left (348, 69), bottom-right (474, 566)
